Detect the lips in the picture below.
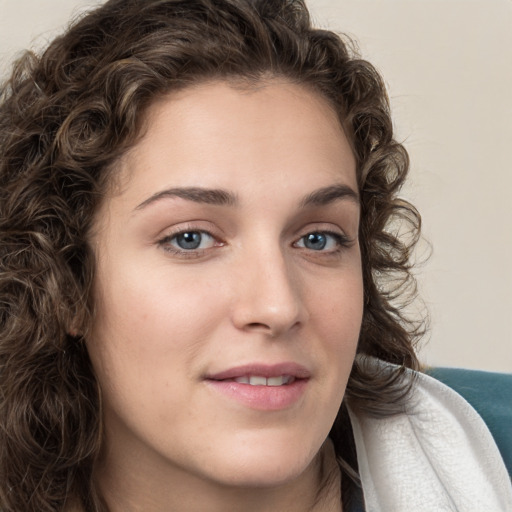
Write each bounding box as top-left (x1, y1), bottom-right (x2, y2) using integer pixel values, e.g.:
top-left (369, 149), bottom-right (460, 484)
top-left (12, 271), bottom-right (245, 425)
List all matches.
top-left (204, 363), bottom-right (311, 410)
top-left (206, 362), bottom-right (311, 381)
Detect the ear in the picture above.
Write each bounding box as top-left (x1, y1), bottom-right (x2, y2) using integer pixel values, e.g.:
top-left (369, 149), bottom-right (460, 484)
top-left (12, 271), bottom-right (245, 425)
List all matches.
top-left (63, 300), bottom-right (88, 339)
top-left (66, 312), bottom-right (85, 338)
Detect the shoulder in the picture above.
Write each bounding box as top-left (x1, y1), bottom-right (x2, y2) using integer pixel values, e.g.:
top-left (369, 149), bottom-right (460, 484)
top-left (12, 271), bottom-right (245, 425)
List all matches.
top-left (426, 366), bottom-right (512, 476)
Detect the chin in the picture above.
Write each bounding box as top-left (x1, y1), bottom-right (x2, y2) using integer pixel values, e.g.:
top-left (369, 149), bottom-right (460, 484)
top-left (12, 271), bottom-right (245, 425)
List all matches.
top-left (214, 461), bottom-right (313, 489)
top-left (205, 433), bottom-right (321, 488)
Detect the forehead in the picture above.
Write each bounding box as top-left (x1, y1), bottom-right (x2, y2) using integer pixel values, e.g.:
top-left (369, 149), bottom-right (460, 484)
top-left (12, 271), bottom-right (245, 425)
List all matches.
top-left (110, 80), bottom-right (357, 207)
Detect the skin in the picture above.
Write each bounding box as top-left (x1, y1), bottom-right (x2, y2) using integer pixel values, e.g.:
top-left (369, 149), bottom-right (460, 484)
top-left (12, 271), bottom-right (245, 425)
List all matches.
top-left (87, 80), bottom-right (363, 512)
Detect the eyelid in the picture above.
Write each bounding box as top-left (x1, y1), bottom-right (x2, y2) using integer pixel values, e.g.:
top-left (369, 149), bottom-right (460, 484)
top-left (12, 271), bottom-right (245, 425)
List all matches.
top-left (294, 230), bottom-right (351, 248)
top-left (291, 220), bottom-right (356, 257)
top-left (157, 223), bottom-right (225, 257)
top-left (157, 220), bottom-right (221, 240)
top-left (294, 221), bottom-right (351, 240)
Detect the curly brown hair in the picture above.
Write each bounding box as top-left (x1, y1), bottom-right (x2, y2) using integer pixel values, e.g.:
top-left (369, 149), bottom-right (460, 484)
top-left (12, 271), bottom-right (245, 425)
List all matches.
top-left (0, 0), bottom-right (424, 510)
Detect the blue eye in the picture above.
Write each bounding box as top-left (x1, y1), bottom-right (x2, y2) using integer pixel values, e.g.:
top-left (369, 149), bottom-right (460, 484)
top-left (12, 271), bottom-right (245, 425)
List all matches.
top-left (303, 233), bottom-right (328, 250)
top-left (296, 231), bottom-right (344, 251)
top-left (166, 231), bottom-right (216, 251)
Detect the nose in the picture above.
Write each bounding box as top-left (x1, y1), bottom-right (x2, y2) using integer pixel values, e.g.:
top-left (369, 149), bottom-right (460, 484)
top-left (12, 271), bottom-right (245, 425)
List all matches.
top-left (230, 246), bottom-right (307, 337)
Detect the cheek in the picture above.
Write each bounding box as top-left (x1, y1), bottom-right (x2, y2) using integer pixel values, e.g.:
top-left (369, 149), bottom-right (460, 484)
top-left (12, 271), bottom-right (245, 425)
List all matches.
top-left (92, 255), bottom-right (218, 343)
top-left (308, 266), bottom-right (364, 378)
top-left (312, 263), bottom-right (364, 336)
top-left (86, 256), bottom-right (227, 405)
top-left (86, 277), bottom-right (194, 433)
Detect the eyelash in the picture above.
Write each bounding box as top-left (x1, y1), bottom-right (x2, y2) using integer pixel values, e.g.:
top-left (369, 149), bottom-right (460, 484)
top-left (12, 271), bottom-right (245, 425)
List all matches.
top-left (158, 226), bottom-right (223, 259)
top-left (157, 228), bottom-right (352, 258)
top-left (293, 231), bottom-right (352, 253)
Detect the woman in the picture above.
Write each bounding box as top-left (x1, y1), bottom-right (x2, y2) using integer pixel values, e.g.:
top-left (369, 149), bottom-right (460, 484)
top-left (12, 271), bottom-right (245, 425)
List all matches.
top-left (0, 1), bottom-right (510, 511)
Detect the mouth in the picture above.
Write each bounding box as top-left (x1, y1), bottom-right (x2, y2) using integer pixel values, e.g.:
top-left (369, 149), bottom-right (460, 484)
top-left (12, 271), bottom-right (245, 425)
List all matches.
top-left (205, 362), bottom-right (311, 381)
top-left (220, 375), bottom-right (296, 386)
top-left (204, 363), bottom-right (310, 410)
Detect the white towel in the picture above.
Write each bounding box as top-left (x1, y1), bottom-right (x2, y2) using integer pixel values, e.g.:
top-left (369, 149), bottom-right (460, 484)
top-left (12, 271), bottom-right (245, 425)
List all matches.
top-left (348, 359), bottom-right (512, 512)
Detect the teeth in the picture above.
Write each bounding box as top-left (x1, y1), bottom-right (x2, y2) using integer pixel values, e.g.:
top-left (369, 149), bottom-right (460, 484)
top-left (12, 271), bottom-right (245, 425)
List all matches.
top-left (233, 375), bottom-right (293, 386)
top-left (249, 376), bottom-right (267, 386)
top-left (267, 376), bottom-right (285, 386)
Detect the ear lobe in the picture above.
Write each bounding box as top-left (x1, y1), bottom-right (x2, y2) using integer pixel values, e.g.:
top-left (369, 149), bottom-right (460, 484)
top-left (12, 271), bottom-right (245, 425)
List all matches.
top-left (66, 313), bottom-right (84, 338)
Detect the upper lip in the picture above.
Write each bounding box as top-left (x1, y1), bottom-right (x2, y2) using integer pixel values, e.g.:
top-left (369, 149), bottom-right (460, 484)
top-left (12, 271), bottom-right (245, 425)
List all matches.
top-left (205, 362), bottom-right (311, 381)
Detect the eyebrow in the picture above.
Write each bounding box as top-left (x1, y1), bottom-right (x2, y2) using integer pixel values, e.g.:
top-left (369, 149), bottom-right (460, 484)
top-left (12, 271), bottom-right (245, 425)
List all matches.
top-left (299, 184), bottom-right (359, 208)
top-left (135, 187), bottom-right (238, 210)
top-left (134, 183), bottom-right (359, 212)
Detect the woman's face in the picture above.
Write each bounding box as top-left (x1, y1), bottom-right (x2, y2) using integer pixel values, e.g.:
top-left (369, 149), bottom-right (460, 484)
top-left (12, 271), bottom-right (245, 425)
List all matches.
top-left (88, 81), bottom-right (363, 493)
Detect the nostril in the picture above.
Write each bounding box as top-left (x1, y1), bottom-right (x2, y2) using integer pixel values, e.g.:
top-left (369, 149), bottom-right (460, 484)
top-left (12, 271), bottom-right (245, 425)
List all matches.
top-left (246, 322), bottom-right (272, 331)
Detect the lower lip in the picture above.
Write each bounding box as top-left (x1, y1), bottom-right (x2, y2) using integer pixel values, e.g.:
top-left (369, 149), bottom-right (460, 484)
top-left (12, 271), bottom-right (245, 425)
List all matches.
top-left (205, 379), bottom-right (308, 411)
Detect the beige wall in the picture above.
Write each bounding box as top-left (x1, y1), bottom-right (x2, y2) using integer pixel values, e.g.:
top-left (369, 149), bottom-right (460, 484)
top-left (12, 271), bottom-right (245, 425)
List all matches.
top-left (306, 0), bottom-right (512, 372)
top-left (1, 0), bottom-right (511, 371)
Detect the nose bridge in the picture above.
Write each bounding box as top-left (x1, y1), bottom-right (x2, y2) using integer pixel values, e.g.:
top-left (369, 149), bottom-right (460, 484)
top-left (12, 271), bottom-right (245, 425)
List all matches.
top-left (231, 239), bottom-right (305, 335)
